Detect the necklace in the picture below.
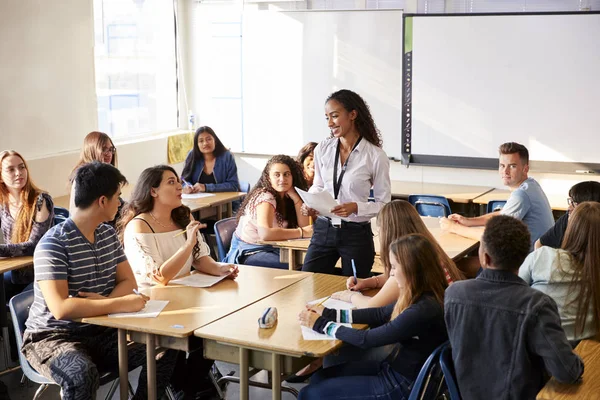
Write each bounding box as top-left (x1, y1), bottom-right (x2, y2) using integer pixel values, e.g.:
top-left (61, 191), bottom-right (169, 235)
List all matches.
top-left (149, 212), bottom-right (175, 229)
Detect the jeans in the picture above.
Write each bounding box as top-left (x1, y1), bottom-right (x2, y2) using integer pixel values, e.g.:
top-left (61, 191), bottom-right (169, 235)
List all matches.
top-left (241, 249), bottom-right (288, 270)
top-left (324, 344), bottom-right (396, 368)
top-left (302, 217), bottom-right (374, 277)
top-left (298, 361), bottom-right (412, 400)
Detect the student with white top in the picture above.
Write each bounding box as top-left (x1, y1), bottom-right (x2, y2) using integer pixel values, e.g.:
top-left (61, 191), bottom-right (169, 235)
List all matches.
top-left (119, 165), bottom-right (238, 399)
top-left (302, 89), bottom-right (391, 278)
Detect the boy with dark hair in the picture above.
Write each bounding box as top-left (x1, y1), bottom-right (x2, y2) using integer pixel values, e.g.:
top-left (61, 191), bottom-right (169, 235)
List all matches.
top-left (440, 142), bottom-right (554, 250)
top-left (22, 161), bottom-right (175, 400)
top-left (536, 180), bottom-right (600, 249)
top-left (445, 215), bottom-right (583, 400)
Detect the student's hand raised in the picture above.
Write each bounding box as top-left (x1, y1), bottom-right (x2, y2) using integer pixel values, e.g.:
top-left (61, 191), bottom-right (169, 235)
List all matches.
top-left (330, 202), bottom-right (358, 218)
top-left (120, 293), bottom-right (148, 313)
top-left (298, 309), bottom-right (320, 329)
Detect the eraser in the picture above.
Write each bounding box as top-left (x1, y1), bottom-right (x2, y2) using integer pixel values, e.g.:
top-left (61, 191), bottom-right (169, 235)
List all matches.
top-left (258, 307), bottom-right (278, 329)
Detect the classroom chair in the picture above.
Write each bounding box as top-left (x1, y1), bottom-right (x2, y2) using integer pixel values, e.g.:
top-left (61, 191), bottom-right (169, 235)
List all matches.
top-left (53, 206), bottom-right (69, 226)
top-left (239, 180), bottom-right (251, 193)
top-left (439, 343), bottom-right (461, 400)
top-left (486, 200), bottom-right (507, 214)
top-left (214, 217), bottom-right (237, 261)
top-left (408, 195), bottom-right (452, 218)
top-left (407, 341), bottom-right (448, 400)
top-left (9, 290), bottom-right (134, 400)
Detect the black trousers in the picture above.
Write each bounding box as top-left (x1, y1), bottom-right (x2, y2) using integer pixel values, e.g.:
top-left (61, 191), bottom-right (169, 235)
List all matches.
top-left (301, 217), bottom-right (375, 278)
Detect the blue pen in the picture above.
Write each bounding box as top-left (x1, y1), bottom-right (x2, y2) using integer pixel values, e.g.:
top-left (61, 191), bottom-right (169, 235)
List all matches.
top-left (351, 259), bottom-right (358, 285)
top-left (181, 179), bottom-right (192, 188)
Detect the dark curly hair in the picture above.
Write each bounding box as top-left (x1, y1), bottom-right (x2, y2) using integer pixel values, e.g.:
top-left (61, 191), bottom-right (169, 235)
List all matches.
top-left (326, 89), bottom-right (382, 148)
top-left (482, 215), bottom-right (531, 271)
top-left (118, 165), bottom-right (201, 259)
top-left (181, 126), bottom-right (228, 183)
top-left (237, 155), bottom-right (307, 228)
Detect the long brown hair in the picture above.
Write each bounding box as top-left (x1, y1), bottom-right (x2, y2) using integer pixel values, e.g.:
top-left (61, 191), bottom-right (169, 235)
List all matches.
top-left (118, 165), bottom-right (200, 258)
top-left (70, 131), bottom-right (118, 181)
top-left (389, 234), bottom-right (449, 319)
top-left (561, 202), bottom-right (600, 337)
top-left (0, 150), bottom-right (45, 243)
top-left (378, 200), bottom-right (463, 282)
top-left (236, 155), bottom-right (307, 229)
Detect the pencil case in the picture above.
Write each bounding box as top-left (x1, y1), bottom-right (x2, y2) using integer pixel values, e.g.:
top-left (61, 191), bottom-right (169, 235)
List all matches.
top-left (258, 307), bottom-right (278, 329)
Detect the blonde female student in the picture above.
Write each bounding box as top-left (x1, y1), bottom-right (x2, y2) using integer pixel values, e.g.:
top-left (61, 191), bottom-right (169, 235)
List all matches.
top-left (0, 150), bottom-right (54, 298)
top-left (298, 234), bottom-right (449, 400)
top-left (119, 165), bottom-right (237, 398)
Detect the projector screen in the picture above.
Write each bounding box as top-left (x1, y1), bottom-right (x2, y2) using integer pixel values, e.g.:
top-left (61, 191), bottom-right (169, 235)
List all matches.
top-left (405, 13), bottom-right (600, 172)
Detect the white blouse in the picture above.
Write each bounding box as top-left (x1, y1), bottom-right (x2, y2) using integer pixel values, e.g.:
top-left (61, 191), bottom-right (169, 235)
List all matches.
top-left (124, 227), bottom-right (211, 287)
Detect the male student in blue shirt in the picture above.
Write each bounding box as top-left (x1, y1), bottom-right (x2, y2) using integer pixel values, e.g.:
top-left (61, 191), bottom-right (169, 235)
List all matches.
top-left (440, 142), bottom-right (554, 250)
top-left (21, 161), bottom-right (176, 400)
top-left (445, 215), bottom-right (583, 400)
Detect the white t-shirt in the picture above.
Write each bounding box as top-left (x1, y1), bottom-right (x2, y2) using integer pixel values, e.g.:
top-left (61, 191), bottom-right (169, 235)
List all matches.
top-left (124, 226), bottom-right (211, 286)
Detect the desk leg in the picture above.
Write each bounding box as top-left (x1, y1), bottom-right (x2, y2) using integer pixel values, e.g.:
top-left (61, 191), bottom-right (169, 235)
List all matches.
top-left (240, 347), bottom-right (249, 400)
top-left (271, 353), bottom-right (281, 400)
top-left (226, 202), bottom-right (233, 218)
top-left (146, 333), bottom-right (157, 400)
top-left (118, 329), bottom-right (129, 400)
top-left (216, 205), bottom-right (223, 220)
top-left (288, 249), bottom-right (296, 271)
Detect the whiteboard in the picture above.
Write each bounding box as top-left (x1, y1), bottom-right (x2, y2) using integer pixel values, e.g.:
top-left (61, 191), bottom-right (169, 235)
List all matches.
top-left (242, 10), bottom-right (403, 157)
top-left (409, 13), bottom-right (600, 165)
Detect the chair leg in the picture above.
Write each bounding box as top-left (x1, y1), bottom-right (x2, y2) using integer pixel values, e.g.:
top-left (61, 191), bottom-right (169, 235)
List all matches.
top-left (104, 378), bottom-right (120, 400)
top-left (164, 384), bottom-right (177, 400)
top-left (128, 381), bottom-right (134, 396)
top-left (32, 383), bottom-right (49, 400)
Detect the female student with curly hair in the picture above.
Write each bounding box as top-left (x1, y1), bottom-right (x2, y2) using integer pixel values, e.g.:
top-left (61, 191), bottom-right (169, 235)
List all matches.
top-left (302, 89), bottom-right (391, 278)
top-left (224, 155), bottom-right (312, 269)
top-left (0, 150), bottom-right (54, 298)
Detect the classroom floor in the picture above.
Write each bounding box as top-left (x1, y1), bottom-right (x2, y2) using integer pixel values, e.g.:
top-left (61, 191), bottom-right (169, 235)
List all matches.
top-left (0, 360), bottom-right (308, 399)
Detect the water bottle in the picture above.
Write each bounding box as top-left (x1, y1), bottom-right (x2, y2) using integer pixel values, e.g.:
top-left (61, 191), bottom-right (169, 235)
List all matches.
top-left (188, 111), bottom-right (195, 131)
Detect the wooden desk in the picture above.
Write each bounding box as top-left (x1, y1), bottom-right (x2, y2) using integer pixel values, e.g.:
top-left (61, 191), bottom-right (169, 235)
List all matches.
top-left (267, 217), bottom-right (478, 271)
top-left (54, 190), bottom-right (245, 218)
top-left (0, 256), bottom-right (34, 376)
top-left (473, 188), bottom-right (568, 211)
top-left (195, 273), bottom-right (365, 400)
top-left (82, 266), bottom-right (310, 400)
top-left (391, 181), bottom-right (494, 204)
top-left (537, 339), bottom-right (600, 399)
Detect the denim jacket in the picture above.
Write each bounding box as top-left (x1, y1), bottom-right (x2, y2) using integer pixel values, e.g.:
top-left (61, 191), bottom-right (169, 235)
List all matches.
top-left (182, 150), bottom-right (240, 193)
top-left (444, 268), bottom-right (583, 400)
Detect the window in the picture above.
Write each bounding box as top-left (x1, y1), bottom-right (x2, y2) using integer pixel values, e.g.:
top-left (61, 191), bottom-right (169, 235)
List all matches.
top-left (93, 0), bottom-right (178, 138)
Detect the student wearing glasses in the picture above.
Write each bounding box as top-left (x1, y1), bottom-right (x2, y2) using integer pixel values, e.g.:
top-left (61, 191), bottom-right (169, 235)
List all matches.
top-left (535, 181), bottom-right (600, 249)
top-left (301, 89), bottom-right (391, 278)
top-left (70, 131), bottom-right (123, 226)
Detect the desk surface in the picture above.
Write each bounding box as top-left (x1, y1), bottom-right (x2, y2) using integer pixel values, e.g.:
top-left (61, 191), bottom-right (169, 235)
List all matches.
top-left (473, 188), bottom-right (568, 211)
top-left (0, 256), bottom-right (34, 274)
top-left (82, 266), bottom-right (310, 338)
top-left (537, 339), bottom-right (600, 399)
top-left (391, 181), bottom-right (494, 204)
top-left (194, 273), bottom-right (359, 358)
top-left (266, 216), bottom-right (478, 262)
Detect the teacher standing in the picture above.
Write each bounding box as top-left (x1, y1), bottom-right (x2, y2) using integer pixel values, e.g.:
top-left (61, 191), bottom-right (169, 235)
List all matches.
top-left (302, 89), bottom-right (391, 278)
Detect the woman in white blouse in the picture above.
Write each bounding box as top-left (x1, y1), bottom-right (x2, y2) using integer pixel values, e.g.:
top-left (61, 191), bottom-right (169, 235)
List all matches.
top-left (119, 164), bottom-right (237, 398)
top-left (302, 89), bottom-right (391, 277)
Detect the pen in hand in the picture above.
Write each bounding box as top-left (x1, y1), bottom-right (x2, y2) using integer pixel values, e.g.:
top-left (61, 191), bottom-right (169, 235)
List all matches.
top-left (351, 259), bottom-right (358, 285)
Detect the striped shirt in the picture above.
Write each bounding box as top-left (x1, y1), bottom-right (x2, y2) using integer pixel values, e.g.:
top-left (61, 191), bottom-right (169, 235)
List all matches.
top-left (25, 218), bottom-right (127, 333)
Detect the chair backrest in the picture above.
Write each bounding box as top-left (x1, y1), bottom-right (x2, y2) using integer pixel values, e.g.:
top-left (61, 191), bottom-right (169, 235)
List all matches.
top-left (439, 344), bottom-right (461, 400)
top-left (214, 217), bottom-right (238, 261)
top-left (408, 195), bottom-right (452, 218)
top-left (53, 206), bottom-right (69, 226)
top-left (408, 341), bottom-right (448, 400)
top-left (486, 200), bottom-right (507, 214)
top-left (9, 290), bottom-right (54, 384)
top-left (239, 181), bottom-right (251, 193)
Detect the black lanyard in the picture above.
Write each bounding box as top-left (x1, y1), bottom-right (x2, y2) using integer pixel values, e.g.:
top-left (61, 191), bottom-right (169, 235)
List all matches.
top-left (333, 137), bottom-right (362, 200)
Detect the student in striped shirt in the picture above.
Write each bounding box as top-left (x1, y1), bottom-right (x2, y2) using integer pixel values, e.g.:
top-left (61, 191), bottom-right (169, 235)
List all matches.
top-left (22, 161), bottom-right (176, 400)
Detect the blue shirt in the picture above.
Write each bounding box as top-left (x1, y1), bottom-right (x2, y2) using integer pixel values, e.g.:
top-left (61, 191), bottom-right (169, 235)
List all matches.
top-left (25, 219), bottom-right (127, 333)
top-left (501, 177), bottom-right (554, 249)
top-left (181, 150), bottom-right (240, 193)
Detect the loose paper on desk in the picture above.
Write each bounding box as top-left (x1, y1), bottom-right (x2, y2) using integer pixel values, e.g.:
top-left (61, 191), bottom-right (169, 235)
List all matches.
top-left (169, 271), bottom-right (227, 288)
top-left (295, 188), bottom-right (349, 222)
top-left (108, 300), bottom-right (169, 318)
top-left (181, 193), bottom-right (215, 200)
top-left (301, 297), bottom-right (355, 340)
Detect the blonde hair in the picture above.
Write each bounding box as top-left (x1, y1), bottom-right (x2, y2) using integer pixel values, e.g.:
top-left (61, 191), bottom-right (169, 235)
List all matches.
top-left (389, 234), bottom-right (448, 319)
top-left (378, 200), bottom-right (464, 282)
top-left (0, 150), bottom-right (44, 243)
